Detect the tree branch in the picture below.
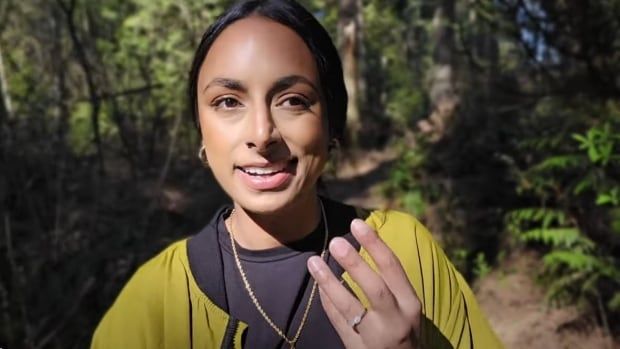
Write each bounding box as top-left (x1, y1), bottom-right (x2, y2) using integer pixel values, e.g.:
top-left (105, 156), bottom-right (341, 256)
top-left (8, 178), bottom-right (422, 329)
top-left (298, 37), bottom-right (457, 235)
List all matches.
top-left (56, 0), bottom-right (106, 175)
top-left (91, 84), bottom-right (164, 101)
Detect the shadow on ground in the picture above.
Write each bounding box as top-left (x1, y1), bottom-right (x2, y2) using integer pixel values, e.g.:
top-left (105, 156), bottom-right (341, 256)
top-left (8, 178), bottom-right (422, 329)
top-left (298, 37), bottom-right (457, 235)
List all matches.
top-left (323, 155), bottom-right (396, 209)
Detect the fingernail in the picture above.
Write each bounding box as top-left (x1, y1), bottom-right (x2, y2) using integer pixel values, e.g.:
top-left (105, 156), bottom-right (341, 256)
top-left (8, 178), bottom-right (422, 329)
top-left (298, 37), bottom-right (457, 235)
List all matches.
top-left (308, 256), bottom-right (324, 277)
top-left (330, 237), bottom-right (348, 257)
top-left (351, 219), bottom-right (369, 235)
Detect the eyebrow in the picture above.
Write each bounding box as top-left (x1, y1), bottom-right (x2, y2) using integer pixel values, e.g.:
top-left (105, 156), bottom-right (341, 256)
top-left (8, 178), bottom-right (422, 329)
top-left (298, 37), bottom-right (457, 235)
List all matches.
top-left (202, 75), bottom-right (319, 98)
top-left (203, 78), bottom-right (247, 93)
top-left (270, 75), bottom-right (319, 96)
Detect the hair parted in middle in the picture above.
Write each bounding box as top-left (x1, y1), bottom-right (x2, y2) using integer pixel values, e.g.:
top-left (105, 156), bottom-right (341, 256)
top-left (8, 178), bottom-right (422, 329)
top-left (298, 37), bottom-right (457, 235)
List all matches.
top-left (188, 0), bottom-right (348, 144)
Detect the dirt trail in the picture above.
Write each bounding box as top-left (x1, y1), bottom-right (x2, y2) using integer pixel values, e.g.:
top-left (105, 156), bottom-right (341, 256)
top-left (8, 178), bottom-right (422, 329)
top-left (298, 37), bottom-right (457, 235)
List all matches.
top-left (324, 150), bottom-right (618, 349)
top-left (475, 251), bottom-right (617, 349)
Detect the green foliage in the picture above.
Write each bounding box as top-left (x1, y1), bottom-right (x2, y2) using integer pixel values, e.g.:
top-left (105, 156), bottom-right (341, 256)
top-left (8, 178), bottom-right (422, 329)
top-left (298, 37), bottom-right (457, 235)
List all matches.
top-left (3, 0), bottom-right (620, 347)
top-left (521, 227), bottom-right (587, 249)
top-left (609, 292), bottom-right (620, 312)
top-left (69, 102), bottom-right (96, 155)
top-left (382, 143), bottom-right (426, 217)
top-left (0, 1), bottom-right (232, 348)
top-left (473, 252), bottom-right (492, 279)
top-left (361, 0), bottom-right (428, 130)
top-left (507, 111), bottom-right (620, 322)
top-left (596, 187), bottom-right (620, 206)
top-left (380, 0), bottom-right (620, 335)
top-left (573, 123), bottom-right (620, 166)
top-left (449, 248), bottom-right (470, 274)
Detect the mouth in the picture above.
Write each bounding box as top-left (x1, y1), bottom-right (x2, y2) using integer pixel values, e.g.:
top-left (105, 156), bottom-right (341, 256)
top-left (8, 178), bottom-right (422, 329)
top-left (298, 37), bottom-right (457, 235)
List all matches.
top-left (236, 158), bottom-right (298, 175)
top-left (234, 158), bottom-right (298, 191)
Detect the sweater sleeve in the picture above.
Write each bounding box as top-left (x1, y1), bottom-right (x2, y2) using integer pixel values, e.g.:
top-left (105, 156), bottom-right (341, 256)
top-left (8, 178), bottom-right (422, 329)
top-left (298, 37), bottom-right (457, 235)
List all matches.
top-left (343, 210), bottom-right (503, 349)
top-left (90, 241), bottom-right (191, 349)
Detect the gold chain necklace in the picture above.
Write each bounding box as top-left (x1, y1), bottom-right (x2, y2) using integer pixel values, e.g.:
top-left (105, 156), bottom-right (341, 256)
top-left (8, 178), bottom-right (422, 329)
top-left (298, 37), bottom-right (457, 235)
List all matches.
top-left (226, 200), bottom-right (329, 349)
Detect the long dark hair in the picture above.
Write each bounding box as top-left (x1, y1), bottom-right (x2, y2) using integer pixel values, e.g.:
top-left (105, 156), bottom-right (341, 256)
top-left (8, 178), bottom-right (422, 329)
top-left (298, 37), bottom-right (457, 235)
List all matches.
top-left (188, 0), bottom-right (347, 143)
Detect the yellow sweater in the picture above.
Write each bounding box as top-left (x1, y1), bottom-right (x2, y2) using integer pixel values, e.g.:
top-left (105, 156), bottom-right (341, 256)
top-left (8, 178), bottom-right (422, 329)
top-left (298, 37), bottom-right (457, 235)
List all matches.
top-left (91, 209), bottom-right (503, 348)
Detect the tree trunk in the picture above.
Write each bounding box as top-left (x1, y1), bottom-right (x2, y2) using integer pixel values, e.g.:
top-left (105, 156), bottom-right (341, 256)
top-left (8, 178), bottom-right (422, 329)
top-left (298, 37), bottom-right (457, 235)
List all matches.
top-left (338, 0), bottom-right (362, 146)
top-left (418, 0), bottom-right (459, 142)
top-left (57, 0), bottom-right (106, 175)
top-left (0, 44), bottom-right (12, 123)
top-left (83, 5), bottom-right (139, 178)
top-left (0, 45), bottom-right (11, 250)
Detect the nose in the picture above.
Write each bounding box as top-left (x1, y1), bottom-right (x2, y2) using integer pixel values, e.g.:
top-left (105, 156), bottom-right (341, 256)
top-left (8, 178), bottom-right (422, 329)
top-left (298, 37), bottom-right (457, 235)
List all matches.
top-left (245, 104), bottom-right (280, 152)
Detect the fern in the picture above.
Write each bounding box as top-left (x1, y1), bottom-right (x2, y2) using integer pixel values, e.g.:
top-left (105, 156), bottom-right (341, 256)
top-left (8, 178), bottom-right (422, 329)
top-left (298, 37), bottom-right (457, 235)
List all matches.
top-left (506, 208), bottom-right (567, 229)
top-left (520, 227), bottom-right (588, 249)
top-left (572, 171), bottom-right (596, 195)
top-left (530, 154), bottom-right (585, 173)
top-left (544, 271), bottom-right (588, 306)
top-left (609, 292), bottom-right (620, 312)
top-left (543, 250), bottom-right (600, 272)
top-left (507, 117), bottom-right (620, 323)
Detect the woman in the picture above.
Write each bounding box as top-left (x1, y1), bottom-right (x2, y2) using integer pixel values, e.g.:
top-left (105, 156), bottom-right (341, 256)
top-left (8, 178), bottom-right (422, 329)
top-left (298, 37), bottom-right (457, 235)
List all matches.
top-left (91, 0), bottom-right (502, 348)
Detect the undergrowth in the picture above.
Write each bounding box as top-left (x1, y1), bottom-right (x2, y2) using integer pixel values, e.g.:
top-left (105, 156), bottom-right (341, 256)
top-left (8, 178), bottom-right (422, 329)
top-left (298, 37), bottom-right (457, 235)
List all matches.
top-left (506, 102), bottom-right (620, 335)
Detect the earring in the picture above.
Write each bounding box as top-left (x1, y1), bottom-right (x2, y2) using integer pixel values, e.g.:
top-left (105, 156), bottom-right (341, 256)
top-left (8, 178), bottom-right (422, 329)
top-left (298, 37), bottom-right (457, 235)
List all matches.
top-left (198, 145), bottom-right (209, 167)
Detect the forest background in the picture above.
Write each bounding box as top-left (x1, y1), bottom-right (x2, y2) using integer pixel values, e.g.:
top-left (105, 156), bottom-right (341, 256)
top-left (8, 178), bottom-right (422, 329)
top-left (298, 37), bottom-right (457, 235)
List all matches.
top-left (1, 0), bottom-right (619, 348)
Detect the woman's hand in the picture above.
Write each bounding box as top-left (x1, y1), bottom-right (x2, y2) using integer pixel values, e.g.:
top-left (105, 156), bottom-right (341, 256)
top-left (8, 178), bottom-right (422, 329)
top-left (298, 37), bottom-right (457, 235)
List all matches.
top-left (307, 219), bottom-right (422, 349)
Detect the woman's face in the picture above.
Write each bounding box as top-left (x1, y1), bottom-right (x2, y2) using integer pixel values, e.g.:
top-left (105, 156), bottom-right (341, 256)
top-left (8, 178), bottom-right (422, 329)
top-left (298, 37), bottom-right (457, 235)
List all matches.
top-left (197, 16), bottom-right (329, 214)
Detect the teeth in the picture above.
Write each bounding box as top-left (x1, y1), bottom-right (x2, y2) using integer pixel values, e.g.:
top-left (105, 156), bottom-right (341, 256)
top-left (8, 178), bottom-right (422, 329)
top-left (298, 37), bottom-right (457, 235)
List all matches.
top-left (242, 166), bottom-right (284, 175)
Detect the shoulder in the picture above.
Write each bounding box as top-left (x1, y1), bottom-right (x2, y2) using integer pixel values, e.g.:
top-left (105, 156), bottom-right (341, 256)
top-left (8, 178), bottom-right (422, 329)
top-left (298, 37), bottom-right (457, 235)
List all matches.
top-left (91, 240), bottom-right (191, 349)
top-left (364, 209), bottom-right (437, 252)
top-left (115, 239), bottom-right (189, 300)
top-left (365, 209), bottom-right (420, 229)
top-left (362, 209), bottom-right (440, 285)
top-left (140, 240), bottom-right (190, 278)
top-left (361, 209), bottom-right (504, 348)
top-left (121, 240), bottom-right (190, 301)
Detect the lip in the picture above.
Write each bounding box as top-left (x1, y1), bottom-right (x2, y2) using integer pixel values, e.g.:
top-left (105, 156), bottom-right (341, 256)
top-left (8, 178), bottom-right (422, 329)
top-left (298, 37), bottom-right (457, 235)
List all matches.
top-left (237, 161), bottom-right (288, 173)
top-left (235, 158), bottom-right (297, 191)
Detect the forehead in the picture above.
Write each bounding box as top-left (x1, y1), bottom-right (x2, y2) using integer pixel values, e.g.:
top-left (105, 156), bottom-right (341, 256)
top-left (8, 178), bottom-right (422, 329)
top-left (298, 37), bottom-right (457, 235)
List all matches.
top-left (199, 16), bottom-right (318, 86)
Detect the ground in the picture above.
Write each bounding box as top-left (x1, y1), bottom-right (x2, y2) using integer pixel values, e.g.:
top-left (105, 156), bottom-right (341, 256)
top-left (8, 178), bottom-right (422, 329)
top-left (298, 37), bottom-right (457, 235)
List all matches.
top-left (475, 251), bottom-right (617, 349)
top-left (323, 149), bottom-right (619, 349)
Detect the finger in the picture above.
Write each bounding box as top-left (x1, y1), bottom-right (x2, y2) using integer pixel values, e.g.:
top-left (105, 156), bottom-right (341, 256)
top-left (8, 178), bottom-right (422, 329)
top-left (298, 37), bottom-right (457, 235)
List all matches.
top-left (350, 219), bottom-right (419, 308)
top-left (318, 287), bottom-right (364, 349)
top-left (329, 237), bottom-right (398, 312)
top-left (307, 256), bottom-right (366, 326)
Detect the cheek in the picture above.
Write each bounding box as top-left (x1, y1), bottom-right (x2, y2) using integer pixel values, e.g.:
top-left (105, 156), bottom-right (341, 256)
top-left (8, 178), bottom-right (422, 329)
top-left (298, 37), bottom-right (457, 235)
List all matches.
top-left (199, 113), bottom-right (235, 161)
top-left (280, 118), bottom-right (329, 164)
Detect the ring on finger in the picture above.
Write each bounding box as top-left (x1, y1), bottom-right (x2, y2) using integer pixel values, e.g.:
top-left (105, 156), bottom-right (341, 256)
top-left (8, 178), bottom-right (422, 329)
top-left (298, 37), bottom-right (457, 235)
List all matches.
top-left (347, 308), bottom-right (367, 333)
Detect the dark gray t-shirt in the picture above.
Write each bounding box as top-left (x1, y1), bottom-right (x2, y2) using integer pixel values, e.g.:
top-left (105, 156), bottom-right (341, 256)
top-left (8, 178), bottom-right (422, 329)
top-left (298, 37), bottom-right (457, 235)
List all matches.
top-left (218, 212), bottom-right (341, 348)
top-left (188, 199), bottom-right (363, 349)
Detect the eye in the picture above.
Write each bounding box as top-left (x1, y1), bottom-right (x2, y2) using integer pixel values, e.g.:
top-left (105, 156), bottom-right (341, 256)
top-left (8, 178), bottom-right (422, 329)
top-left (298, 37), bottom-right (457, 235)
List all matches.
top-left (213, 97), bottom-right (242, 109)
top-left (280, 95), bottom-right (311, 109)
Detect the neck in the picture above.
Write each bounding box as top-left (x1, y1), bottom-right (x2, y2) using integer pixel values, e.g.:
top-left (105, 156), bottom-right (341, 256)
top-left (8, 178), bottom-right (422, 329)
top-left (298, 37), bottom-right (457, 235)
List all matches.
top-left (229, 194), bottom-right (322, 250)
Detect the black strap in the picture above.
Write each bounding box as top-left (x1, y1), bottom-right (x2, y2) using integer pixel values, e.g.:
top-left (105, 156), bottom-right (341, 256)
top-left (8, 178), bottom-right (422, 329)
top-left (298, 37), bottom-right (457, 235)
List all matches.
top-left (187, 206), bottom-right (230, 311)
